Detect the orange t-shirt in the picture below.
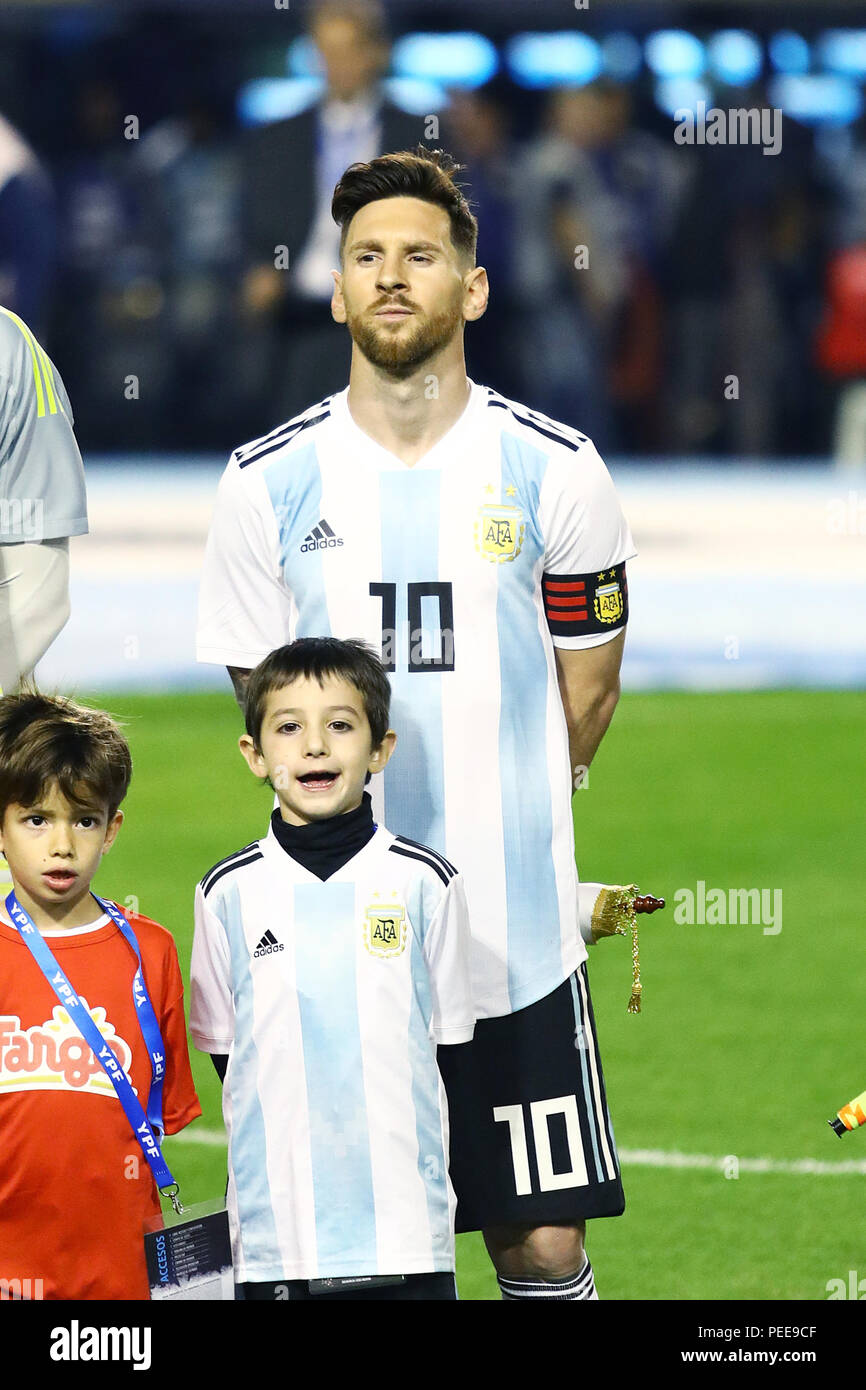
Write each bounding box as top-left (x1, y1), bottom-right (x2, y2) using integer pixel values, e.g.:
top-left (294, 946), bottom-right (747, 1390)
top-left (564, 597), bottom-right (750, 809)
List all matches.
top-left (0, 906), bottom-right (201, 1300)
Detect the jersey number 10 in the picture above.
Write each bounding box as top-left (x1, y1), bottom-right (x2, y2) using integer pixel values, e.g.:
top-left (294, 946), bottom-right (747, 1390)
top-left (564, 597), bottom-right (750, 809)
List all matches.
top-left (369, 582), bottom-right (455, 673)
top-left (494, 1097), bottom-right (588, 1194)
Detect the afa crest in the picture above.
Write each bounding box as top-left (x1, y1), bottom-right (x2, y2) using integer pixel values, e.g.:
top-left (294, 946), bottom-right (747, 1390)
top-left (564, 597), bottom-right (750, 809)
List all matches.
top-left (593, 574), bottom-right (624, 625)
top-left (475, 504), bottom-right (525, 563)
top-left (363, 904), bottom-right (407, 959)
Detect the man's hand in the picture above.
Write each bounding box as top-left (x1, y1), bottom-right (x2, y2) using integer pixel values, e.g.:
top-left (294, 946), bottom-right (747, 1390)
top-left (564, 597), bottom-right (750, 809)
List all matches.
top-left (582, 884), bottom-right (664, 944)
top-left (579, 884), bottom-right (664, 1014)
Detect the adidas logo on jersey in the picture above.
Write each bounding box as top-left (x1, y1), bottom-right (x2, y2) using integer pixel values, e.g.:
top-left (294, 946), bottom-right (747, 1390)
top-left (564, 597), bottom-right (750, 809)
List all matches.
top-left (300, 519), bottom-right (343, 553)
top-left (254, 929), bottom-right (284, 958)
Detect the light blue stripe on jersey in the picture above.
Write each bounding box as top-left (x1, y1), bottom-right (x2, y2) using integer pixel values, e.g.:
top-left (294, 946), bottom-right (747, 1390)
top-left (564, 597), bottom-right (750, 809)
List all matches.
top-left (293, 881), bottom-right (376, 1274)
top-left (497, 433), bottom-right (562, 1009)
top-left (264, 443), bottom-right (331, 638)
top-left (219, 882), bottom-right (282, 1272)
top-left (406, 879), bottom-right (451, 1258)
top-left (379, 471), bottom-right (445, 850)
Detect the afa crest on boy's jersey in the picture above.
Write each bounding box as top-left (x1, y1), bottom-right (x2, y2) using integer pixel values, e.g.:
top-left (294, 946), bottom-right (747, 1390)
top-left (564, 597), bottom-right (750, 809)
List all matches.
top-left (363, 901), bottom-right (407, 958)
top-left (197, 381), bottom-right (635, 1019)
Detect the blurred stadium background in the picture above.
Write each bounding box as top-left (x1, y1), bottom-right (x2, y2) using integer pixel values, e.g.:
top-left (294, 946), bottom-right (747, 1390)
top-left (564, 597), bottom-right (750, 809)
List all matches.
top-left (3, 0), bottom-right (862, 1299)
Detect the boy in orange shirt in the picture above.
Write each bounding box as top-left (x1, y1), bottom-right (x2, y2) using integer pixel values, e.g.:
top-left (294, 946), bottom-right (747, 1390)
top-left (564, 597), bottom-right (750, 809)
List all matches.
top-left (0, 690), bottom-right (200, 1300)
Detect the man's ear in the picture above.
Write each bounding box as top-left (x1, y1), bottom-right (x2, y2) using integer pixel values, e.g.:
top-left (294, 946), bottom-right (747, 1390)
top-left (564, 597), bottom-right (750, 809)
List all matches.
top-left (463, 264), bottom-right (489, 323)
top-left (368, 729), bottom-right (397, 776)
top-left (331, 269), bottom-right (347, 324)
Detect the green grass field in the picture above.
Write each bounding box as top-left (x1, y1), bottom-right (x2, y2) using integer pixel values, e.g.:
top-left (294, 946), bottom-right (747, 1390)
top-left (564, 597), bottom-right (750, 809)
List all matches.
top-left (86, 688), bottom-right (865, 1301)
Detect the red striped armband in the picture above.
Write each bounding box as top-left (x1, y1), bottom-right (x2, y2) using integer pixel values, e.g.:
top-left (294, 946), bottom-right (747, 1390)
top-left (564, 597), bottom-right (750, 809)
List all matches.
top-left (542, 561), bottom-right (628, 638)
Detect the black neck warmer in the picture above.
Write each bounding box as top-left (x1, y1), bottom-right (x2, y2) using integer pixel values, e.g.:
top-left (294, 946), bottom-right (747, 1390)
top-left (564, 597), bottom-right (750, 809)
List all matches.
top-left (270, 792), bottom-right (376, 881)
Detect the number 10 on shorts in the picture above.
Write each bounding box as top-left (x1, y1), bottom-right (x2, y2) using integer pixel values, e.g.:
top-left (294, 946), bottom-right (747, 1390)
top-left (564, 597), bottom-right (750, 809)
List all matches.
top-left (494, 1097), bottom-right (588, 1195)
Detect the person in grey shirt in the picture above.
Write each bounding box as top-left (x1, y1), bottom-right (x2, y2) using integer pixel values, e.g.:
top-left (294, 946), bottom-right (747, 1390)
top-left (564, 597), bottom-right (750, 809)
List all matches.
top-left (0, 306), bottom-right (88, 693)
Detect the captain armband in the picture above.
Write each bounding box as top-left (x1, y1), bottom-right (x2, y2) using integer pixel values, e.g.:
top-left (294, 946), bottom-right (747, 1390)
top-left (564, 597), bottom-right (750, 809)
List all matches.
top-left (542, 561), bottom-right (628, 639)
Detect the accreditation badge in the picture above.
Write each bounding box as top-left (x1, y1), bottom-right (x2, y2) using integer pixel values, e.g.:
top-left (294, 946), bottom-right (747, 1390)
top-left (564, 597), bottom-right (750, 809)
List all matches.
top-left (144, 1198), bottom-right (234, 1300)
top-left (308, 1274), bottom-right (407, 1294)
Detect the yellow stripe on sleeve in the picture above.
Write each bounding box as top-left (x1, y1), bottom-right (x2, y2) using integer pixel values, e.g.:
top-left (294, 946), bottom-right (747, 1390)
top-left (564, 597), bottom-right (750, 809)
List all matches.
top-left (0, 306), bottom-right (54, 417)
top-left (35, 341), bottom-right (59, 415)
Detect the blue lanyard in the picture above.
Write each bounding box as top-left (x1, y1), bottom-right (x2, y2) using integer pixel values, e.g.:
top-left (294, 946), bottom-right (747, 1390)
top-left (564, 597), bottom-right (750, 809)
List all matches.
top-left (6, 890), bottom-right (181, 1208)
top-left (90, 893), bottom-right (166, 1136)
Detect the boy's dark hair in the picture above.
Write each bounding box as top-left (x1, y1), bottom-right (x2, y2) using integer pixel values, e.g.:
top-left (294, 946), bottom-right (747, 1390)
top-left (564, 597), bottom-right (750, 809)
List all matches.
top-left (245, 639), bottom-right (391, 750)
top-left (332, 146), bottom-right (478, 267)
top-left (0, 690), bottom-right (132, 820)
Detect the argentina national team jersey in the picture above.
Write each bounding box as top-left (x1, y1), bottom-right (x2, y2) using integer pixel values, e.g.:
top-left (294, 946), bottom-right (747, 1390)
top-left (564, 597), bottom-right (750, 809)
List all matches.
top-left (197, 381), bottom-right (636, 1018)
top-left (190, 822), bottom-right (474, 1282)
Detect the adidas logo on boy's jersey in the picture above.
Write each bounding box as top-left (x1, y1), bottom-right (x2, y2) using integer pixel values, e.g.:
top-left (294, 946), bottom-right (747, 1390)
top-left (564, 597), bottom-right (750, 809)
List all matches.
top-left (254, 929), bottom-right (284, 958)
top-left (300, 518), bottom-right (344, 553)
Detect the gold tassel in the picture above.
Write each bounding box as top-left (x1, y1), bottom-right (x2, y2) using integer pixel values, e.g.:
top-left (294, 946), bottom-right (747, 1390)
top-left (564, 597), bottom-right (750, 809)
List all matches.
top-left (590, 885), bottom-right (642, 1013)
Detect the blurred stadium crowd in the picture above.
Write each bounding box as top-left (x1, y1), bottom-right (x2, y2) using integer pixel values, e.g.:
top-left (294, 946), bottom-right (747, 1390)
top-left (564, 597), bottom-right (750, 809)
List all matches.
top-left (2, 0), bottom-right (866, 459)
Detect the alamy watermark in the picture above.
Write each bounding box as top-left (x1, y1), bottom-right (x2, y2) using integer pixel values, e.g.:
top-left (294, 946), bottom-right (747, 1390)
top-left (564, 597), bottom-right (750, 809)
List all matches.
top-left (827, 1271), bottom-right (866, 1299)
top-left (826, 490), bottom-right (866, 535)
top-left (674, 101), bottom-right (782, 157)
top-left (1, 1276), bottom-right (44, 1299)
top-left (49, 1320), bottom-right (151, 1370)
top-left (0, 497), bottom-right (44, 541)
top-left (673, 880), bottom-right (782, 935)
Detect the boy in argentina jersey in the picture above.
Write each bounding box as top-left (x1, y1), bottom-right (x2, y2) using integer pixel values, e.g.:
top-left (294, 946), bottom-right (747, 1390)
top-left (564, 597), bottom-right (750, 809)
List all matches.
top-left (196, 149), bottom-right (635, 1298)
top-left (190, 639), bottom-right (474, 1300)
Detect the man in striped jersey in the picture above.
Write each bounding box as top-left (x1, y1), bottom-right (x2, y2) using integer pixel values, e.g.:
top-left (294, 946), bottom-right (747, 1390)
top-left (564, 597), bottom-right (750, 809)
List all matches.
top-left (0, 307), bottom-right (88, 894)
top-left (197, 149), bottom-right (635, 1300)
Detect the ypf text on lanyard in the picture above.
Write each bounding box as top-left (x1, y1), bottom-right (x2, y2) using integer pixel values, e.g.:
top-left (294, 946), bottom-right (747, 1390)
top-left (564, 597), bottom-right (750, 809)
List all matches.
top-left (6, 889), bottom-right (183, 1213)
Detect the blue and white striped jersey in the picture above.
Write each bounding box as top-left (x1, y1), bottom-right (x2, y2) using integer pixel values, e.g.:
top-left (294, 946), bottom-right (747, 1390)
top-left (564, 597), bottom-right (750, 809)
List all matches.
top-left (190, 820), bottom-right (474, 1283)
top-left (197, 381), bottom-right (635, 1018)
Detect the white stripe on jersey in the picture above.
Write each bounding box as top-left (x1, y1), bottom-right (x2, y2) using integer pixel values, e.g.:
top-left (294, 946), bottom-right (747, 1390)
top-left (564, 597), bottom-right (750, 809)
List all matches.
top-left (438, 435), bottom-right (510, 1009)
top-left (573, 967), bottom-right (618, 1181)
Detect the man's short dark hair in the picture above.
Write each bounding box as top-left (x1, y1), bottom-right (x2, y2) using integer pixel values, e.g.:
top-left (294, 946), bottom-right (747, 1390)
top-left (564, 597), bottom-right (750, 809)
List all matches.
top-left (0, 689), bottom-right (132, 821)
top-left (245, 638), bottom-right (391, 750)
top-left (332, 146), bottom-right (478, 267)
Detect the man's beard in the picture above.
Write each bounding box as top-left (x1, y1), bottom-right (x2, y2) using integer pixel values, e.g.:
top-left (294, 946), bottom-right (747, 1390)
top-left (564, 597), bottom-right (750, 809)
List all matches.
top-left (346, 296), bottom-right (463, 380)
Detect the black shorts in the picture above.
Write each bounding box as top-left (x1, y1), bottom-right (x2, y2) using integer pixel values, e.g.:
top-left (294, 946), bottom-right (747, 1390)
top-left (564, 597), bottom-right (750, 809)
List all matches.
top-left (437, 964), bottom-right (625, 1232)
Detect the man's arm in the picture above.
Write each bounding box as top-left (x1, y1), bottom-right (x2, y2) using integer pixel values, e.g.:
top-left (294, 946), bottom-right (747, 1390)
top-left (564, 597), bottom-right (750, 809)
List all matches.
top-left (554, 630), bottom-right (625, 790)
top-left (227, 666), bottom-right (252, 712)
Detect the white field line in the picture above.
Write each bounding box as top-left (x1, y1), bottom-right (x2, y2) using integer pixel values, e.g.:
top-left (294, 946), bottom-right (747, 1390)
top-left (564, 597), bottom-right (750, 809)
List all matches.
top-left (618, 1147), bottom-right (866, 1177)
top-left (166, 1128), bottom-right (228, 1148)
top-left (165, 1130), bottom-right (866, 1175)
